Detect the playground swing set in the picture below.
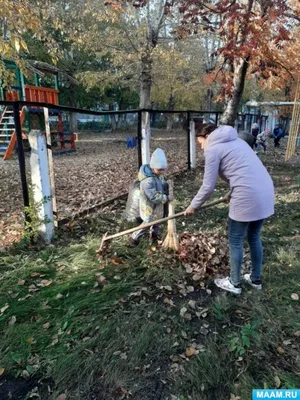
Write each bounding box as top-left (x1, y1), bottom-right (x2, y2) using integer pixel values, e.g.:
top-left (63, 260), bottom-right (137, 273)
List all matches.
top-left (0, 60), bottom-right (76, 159)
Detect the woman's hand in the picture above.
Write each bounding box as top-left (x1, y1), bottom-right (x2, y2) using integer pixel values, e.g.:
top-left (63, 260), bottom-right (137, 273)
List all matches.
top-left (223, 191), bottom-right (231, 203)
top-left (184, 205), bottom-right (197, 216)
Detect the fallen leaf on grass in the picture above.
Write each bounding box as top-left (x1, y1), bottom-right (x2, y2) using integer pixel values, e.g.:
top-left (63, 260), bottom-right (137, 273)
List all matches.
top-left (113, 351), bottom-right (122, 356)
top-left (56, 394), bottom-right (67, 400)
top-left (0, 368), bottom-right (4, 376)
top-left (283, 339), bottom-right (292, 346)
top-left (200, 327), bottom-right (209, 335)
top-left (164, 298), bottom-right (175, 307)
top-left (170, 355), bottom-right (180, 362)
top-left (188, 300), bottom-right (196, 309)
top-left (41, 280), bottom-right (52, 287)
top-left (28, 284), bottom-right (39, 292)
top-left (43, 322), bottom-right (50, 329)
top-left (111, 257), bottom-right (124, 265)
top-left (180, 307), bottom-right (187, 317)
top-left (0, 304), bottom-right (9, 313)
top-left (82, 337), bottom-right (90, 342)
top-left (97, 275), bottom-right (106, 283)
top-left (120, 387), bottom-right (127, 395)
top-left (277, 346), bottom-right (285, 354)
top-left (192, 274), bottom-right (202, 281)
top-left (181, 331), bottom-right (188, 339)
top-left (291, 293), bottom-right (299, 301)
top-left (26, 337), bottom-right (34, 344)
top-left (118, 297), bottom-right (126, 303)
top-left (274, 375), bottom-right (281, 388)
top-left (294, 331), bottom-right (300, 337)
top-left (185, 264), bottom-right (193, 273)
top-left (186, 347), bottom-right (198, 357)
top-left (184, 313), bottom-right (192, 321)
top-left (8, 316), bottom-right (16, 326)
top-left (30, 272), bottom-right (40, 277)
top-left (197, 344), bottom-right (206, 352)
top-left (18, 294), bottom-right (32, 301)
top-left (56, 293), bottom-right (64, 299)
top-left (21, 370), bottom-right (30, 379)
top-left (18, 280), bottom-right (25, 286)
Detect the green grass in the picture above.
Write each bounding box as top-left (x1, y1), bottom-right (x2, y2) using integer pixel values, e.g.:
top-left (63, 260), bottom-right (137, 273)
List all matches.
top-left (0, 156), bottom-right (300, 399)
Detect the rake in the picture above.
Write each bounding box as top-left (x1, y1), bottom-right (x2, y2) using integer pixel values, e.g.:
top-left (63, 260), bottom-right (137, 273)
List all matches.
top-left (97, 190), bottom-right (231, 255)
top-left (162, 180), bottom-right (179, 251)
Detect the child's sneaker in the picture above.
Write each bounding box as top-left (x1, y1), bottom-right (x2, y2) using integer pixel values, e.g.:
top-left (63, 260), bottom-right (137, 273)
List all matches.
top-left (214, 277), bottom-right (242, 295)
top-left (128, 237), bottom-right (138, 247)
top-left (243, 273), bottom-right (262, 290)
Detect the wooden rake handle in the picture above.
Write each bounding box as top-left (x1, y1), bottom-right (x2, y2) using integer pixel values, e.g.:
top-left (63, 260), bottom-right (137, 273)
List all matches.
top-left (101, 190), bottom-right (231, 243)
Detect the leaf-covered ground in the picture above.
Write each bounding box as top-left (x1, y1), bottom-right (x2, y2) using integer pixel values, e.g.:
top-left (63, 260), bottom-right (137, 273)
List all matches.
top-left (0, 129), bottom-right (188, 249)
top-left (0, 143), bottom-right (300, 400)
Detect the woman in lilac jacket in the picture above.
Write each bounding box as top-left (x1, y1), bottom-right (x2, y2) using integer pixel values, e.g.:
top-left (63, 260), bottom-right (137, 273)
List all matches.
top-left (184, 124), bottom-right (275, 294)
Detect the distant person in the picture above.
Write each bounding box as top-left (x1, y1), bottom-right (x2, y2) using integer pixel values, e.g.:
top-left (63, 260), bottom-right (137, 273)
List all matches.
top-left (256, 129), bottom-right (270, 153)
top-left (273, 125), bottom-right (284, 148)
top-left (251, 123), bottom-right (260, 149)
top-left (184, 124), bottom-right (275, 295)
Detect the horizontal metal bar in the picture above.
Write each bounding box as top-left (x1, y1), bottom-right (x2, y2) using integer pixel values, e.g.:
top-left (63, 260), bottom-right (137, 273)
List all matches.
top-left (0, 100), bottom-right (140, 116)
top-left (0, 100), bottom-right (224, 117)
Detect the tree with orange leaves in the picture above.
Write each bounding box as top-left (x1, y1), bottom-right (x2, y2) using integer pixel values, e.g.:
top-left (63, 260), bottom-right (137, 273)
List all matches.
top-left (175, 0), bottom-right (300, 124)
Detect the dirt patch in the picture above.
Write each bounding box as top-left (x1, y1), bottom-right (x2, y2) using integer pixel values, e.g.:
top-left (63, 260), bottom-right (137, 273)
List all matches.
top-left (0, 129), bottom-right (189, 249)
top-left (0, 374), bottom-right (53, 400)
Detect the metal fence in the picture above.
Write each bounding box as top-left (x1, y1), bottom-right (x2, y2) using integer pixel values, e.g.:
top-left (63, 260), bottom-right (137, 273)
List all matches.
top-left (0, 101), bottom-right (208, 245)
top-left (0, 99), bottom-right (268, 246)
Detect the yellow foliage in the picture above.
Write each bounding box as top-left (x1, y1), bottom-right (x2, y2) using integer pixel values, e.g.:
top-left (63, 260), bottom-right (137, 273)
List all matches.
top-left (0, 0), bottom-right (58, 86)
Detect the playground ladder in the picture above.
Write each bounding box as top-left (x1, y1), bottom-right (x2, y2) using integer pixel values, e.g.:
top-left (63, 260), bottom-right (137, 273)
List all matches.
top-left (0, 107), bottom-right (26, 160)
top-left (0, 107), bottom-right (15, 156)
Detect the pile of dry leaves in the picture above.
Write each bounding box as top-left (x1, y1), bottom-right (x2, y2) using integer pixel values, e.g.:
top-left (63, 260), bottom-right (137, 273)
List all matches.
top-left (178, 232), bottom-right (230, 281)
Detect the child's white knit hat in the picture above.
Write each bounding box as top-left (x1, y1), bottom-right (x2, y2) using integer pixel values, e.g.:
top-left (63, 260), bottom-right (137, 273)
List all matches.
top-left (150, 148), bottom-right (167, 169)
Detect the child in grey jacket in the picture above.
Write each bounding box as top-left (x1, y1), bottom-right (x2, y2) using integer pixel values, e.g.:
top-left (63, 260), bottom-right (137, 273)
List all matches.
top-left (129, 148), bottom-right (172, 246)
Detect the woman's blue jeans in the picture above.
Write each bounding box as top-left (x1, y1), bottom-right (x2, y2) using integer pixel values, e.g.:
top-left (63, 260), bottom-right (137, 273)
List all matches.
top-left (228, 217), bottom-right (265, 286)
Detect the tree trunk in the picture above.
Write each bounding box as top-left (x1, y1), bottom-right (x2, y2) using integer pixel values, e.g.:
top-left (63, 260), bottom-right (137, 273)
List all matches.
top-left (70, 113), bottom-right (77, 132)
top-left (220, 59), bottom-right (249, 126)
top-left (109, 104), bottom-right (119, 131)
top-left (166, 93), bottom-right (175, 131)
top-left (140, 48), bottom-right (152, 164)
top-left (69, 83), bottom-right (78, 132)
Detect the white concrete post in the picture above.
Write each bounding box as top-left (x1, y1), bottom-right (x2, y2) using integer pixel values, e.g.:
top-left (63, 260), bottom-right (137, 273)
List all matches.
top-left (189, 119), bottom-right (196, 169)
top-left (28, 130), bottom-right (54, 243)
top-left (141, 111), bottom-right (151, 164)
top-left (44, 107), bottom-right (57, 226)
